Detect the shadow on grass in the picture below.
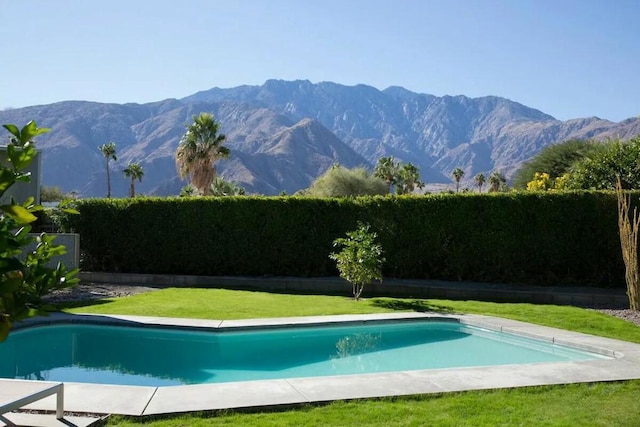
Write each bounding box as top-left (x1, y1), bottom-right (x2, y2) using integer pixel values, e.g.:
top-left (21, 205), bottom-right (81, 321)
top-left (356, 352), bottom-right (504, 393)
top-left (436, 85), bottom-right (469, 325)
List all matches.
top-left (370, 298), bottom-right (456, 314)
top-left (52, 298), bottom-right (116, 310)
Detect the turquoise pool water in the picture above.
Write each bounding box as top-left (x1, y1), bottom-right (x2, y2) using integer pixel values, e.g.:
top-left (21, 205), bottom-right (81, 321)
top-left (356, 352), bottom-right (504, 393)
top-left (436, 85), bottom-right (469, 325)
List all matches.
top-left (0, 321), bottom-right (607, 386)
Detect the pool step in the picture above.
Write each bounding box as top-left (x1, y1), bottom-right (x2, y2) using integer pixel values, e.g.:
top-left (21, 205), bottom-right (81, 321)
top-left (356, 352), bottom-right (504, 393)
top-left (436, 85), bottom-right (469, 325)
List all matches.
top-left (0, 412), bottom-right (102, 427)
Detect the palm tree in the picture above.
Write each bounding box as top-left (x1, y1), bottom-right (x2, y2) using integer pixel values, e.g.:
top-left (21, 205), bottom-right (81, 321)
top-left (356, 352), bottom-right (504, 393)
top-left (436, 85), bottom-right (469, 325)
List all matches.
top-left (474, 173), bottom-right (486, 193)
top-left (374, 156), bottom-right (400, 193)
top-left (210, 177), bottom-right (246, 196)
top-left (488, 171), bottom-right (507, 192)
top-left (452, 168), bottom-right (465, 192)
top-left (396, 163), bottom-right (425, 195)
top-left (175, 113), bottom-right (229, 196)
top-left (123, 162), bottom-right (144, 198)
top-left (98, 141), bottom-right (117, 198)
top-left (180, 184), bottom-right (195, 197)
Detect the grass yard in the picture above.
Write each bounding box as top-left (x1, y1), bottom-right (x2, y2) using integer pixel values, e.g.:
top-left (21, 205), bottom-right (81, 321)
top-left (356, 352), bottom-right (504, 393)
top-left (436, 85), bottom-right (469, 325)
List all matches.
top-left (61, 288), bottom-right (640, 426)
top-left (107, 381), bottom-right (640, 427)
top-left (64, 288), bottom-right (640, 343)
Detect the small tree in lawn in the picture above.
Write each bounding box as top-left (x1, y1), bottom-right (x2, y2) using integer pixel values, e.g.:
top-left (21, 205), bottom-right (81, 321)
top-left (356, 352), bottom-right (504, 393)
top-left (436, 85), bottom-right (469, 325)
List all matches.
top-left (329, 223), bottom-right (384, 301)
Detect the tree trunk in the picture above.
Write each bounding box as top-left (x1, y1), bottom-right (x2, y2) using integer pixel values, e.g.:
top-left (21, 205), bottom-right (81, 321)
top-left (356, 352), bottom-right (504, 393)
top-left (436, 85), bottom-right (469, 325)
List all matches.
top-left (106, 159), bottom-right (111, 198)
top-left (130, 178), bottom-right (135, 198)
top-left (353, 283), bottom-right (364, 301)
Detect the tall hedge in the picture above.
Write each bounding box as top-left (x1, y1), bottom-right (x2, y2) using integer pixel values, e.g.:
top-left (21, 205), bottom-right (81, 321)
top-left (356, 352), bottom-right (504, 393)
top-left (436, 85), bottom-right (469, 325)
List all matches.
top-left (66, 192), bottom-right (632, 288)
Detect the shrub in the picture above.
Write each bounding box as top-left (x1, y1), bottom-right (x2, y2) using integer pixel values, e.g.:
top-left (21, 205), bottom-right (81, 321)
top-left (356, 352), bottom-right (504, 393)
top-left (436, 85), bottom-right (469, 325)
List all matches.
top-left (0, 121), bottom-right (79, 341)
top-left (303, 165), bottom-right (387, 197)
top-left (329, 222), bottom-right (384, 300)
top-left (65, 191), bottom-right (628, 288)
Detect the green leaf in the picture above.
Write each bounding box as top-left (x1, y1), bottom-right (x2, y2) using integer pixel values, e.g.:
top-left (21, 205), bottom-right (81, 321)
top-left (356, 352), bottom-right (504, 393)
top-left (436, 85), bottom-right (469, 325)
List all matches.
top-left (22, 196), bottom-right (35, 208)
top-left (1, 204), bottom-right (38, 224)
top-left (0, 168), bottom-right (15, 193)
top-left (2, 124), bottom-right (20, 139)
top-left (7, 144), bottom-right (35, 170)
top-left (19, 121), bottom-right (35, 142)
top-left (59, 199), bottom-right (79, 215)
top-left (14, 173), bottom-right (31, 183)
top-left (61, 207), bottom-right (79, 215)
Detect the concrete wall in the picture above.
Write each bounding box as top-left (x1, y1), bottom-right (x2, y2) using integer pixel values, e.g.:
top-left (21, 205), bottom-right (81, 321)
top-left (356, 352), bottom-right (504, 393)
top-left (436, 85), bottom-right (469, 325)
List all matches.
top-left (26, 233), bottom-right (80, 270)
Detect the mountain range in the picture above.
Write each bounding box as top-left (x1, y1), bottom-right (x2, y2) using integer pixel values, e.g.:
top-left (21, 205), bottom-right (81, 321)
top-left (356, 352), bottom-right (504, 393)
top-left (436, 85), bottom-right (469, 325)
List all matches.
top-left (1, 79), bottom-right (639, 197)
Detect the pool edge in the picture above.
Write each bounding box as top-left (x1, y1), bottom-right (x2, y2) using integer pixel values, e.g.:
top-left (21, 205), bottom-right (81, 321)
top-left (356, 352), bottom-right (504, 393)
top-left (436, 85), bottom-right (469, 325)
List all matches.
top-left (11, 312), bottom-right (640, 416)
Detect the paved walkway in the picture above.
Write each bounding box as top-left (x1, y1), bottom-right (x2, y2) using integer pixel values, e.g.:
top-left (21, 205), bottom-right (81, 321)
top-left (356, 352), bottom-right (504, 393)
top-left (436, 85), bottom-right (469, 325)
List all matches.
top-left (8, 312), bottom-right (640, 416)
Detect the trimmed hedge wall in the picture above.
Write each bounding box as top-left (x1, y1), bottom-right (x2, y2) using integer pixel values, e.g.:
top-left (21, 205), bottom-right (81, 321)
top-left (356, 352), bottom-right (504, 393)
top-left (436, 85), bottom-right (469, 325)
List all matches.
top-left (66, 192), bottom-right (633, 288)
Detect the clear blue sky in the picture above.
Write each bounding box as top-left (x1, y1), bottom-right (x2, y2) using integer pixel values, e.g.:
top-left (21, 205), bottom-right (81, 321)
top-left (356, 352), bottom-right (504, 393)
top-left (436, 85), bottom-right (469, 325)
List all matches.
top-left (2, 0), bottom-right (639, 121)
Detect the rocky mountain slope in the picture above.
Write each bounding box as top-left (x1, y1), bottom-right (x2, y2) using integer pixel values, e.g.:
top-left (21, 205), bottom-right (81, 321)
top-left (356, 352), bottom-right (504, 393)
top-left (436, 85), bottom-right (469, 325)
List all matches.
top-left (1, 80), bottom-right (638, 196)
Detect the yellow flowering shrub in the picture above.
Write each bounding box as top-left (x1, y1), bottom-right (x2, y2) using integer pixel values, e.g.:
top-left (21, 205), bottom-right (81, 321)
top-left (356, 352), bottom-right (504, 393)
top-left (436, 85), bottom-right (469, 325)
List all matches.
top-left (526, 172), bottom-right (553, 191)
top-left (554, 173), bottom-right (570, 190)
top-left (526, 172), bottom-right (570, 191)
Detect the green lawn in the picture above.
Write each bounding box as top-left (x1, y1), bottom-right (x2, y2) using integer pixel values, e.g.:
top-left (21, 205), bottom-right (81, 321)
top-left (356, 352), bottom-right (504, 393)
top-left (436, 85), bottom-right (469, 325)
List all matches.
top-left (61, 288), bottom-right (640, 426)
top-left (65, 288), bottom-right (640, 343)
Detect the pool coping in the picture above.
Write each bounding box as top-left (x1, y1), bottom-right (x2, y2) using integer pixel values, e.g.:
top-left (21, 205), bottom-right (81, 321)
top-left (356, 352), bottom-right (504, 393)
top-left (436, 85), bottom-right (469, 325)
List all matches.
top-left (9, 312), bottom-right (640, 416)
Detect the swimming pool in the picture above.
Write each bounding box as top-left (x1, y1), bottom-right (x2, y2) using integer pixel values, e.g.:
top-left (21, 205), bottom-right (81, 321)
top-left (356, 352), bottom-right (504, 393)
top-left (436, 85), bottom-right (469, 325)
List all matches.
top-left (0, 318), bottom-right (608, 387)
top-left (4, 312), bottom-right (640, 416)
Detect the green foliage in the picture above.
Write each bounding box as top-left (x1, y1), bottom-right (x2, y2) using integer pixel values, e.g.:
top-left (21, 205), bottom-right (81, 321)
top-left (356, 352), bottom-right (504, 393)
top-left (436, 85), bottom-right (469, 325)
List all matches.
top-left (488, 171), bottom-right (507, 192)
top-left (303, 165), bottom-right (387, 197)
top-left (474, 173), bottom-right (486, 192)
top-left (566, 137), bottom-right (640, 190)
top-left (175, 113), bottom-right (229, 196)
top-left (0, 121), bottom-right (79, 341)
top-left (374, 157), bottom-right (424, 195)
top-left (210, 177), bottom-right (245, 196)
top-left (526, 172), bottom-right (555, 191)
top-left (396, 163), bottom-right (425, 195)
top-left (69, 191), bottom-right (627, 288)
top-left (179, 184), bottom-right (195, 197)
top-left (40, 186), bottom-right (65, 202)
top-left (373, 156), bottom-right (399, 192)
top-left (122, 162), bottom-right (144, 198)
top-left (512, 139), bottom-right (602, 189)
top-left (452, 167), bottom-right (465, 192)
top-left (329, 222), bottom-right (384, 300)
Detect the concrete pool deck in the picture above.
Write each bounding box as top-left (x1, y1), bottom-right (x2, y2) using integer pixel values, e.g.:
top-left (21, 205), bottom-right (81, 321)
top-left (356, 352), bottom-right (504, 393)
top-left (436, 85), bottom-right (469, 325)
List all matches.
top-left (8, 311), bottom-right (640, 417)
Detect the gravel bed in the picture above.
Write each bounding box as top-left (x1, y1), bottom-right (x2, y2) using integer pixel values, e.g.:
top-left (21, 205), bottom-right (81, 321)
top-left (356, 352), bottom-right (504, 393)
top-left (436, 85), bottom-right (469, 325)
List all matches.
top-left (44, 283), bottom-right (159, 303)
top-left (595, 308), bottom-right (640, 327)
top-left (44, 283), bottom-right (640, 328)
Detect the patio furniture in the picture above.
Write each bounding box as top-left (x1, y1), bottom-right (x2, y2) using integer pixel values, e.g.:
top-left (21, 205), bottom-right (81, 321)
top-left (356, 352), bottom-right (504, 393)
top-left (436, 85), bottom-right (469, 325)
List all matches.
top-left (0, 379), bottom-right (64, 419)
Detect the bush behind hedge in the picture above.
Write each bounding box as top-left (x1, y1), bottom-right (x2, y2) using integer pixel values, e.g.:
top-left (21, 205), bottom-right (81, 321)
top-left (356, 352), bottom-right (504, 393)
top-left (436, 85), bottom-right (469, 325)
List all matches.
top-left (65, 192), bottom-right (633, 288)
